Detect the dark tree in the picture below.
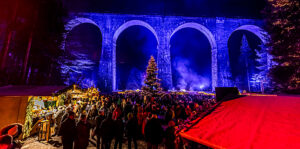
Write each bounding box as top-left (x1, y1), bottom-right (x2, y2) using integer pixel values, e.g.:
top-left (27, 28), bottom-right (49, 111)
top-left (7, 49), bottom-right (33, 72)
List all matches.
top-left (0, 0), bottom-right (67, 85)
top-left (252, 44), bottom-right (270, 93)
top-left (239, 35), bottom-right (252, 91)
top-left (264, 0), bottom-right (300, 93)
top-left (27, 0), bottom-right (67, 85)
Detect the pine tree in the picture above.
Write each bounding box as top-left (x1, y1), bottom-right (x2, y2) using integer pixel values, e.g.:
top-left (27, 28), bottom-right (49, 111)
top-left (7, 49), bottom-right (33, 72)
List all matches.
top-left (255, 44), bottom-right (268, 74)
top-left (142, 56), bottom-right (162, 98)
top-left (252, 44), bottom-right (273, 92)
top-left (239, 35), bottom-right (252, 91)
top-left (27, 0), bottom-right (67, 85)
top-left (264, 0), bottom-right (300, 93)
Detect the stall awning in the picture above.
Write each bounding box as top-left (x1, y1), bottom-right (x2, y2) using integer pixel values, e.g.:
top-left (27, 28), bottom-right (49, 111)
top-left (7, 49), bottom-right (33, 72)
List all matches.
top-left (180, 96), bottom-right (300, 149)
top-left (0, 85), bottom-right (67, 96)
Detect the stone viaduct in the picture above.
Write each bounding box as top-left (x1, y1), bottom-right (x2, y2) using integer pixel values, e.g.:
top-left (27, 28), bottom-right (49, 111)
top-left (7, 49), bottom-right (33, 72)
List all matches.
top-left (62, 12), bottom-right (268, 92)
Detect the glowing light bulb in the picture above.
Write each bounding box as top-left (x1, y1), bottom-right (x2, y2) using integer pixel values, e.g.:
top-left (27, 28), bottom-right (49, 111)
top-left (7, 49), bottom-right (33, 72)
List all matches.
top-left (199, 85), bottom-right (205, 89)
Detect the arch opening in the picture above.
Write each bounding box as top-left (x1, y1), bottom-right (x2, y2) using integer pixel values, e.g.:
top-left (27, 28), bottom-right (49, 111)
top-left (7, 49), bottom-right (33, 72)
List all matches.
top-left (228, 26), bottom-right (268, 92)
top-left (170, 23), bottom-right (217, 91)
top-left (113, 20), bottom-right (158, 91)
top-left (115, 25), bottom-right (158, 91)
top-left (171, 28), bottom-right (212, 91)
top-left (63, 23), bottom-right (102, 87)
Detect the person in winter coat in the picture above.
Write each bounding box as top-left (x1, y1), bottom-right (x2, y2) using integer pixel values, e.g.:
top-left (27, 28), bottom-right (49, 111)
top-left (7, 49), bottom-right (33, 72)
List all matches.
top-left (112, 105), bottom-right (122, 120)
top-left (114, 116), bottom-right (124, 149)
top-left (94, 110), bottom-right (105, 149)
top-left (89, 105), bottom-right (98, 120)
top-left (54, 107), bottom-right (64, 136)
top-left (123, 102), bottom-right (132, 121)
top-left (165, 120), bottom-right (176, 149)
top-left (74, 114), bottom-right (91, 149)
top-left (185, 105), bottom-right (192, 117)
top-left (126, 113), bottom-right (138, 149)
top-left (164, 107), bottom-right (174, 124)
top-left (60, 107), bottom-right (72, 125)
top-left (137, 106), bottom-right (144, 138)
top-left (100, 113), bottom-right (115, 149)
top-left (142, 112), bottom-right (151, 136)
top-left (59, 111), bottom-right (76, 149)
top-left (144, 114), bottom-right (163, 149)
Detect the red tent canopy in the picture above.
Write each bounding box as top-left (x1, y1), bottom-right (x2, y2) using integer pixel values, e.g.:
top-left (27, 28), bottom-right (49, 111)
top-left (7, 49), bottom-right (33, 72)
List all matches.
top-left (180, 96), bottom-right (300, 149)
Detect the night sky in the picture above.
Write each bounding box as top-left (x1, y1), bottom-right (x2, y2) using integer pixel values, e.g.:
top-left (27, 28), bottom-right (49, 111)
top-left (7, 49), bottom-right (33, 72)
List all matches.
top-left (0, 0), bottom-right (266, 20)
top-left (62, 0), bottom-right (266, 18)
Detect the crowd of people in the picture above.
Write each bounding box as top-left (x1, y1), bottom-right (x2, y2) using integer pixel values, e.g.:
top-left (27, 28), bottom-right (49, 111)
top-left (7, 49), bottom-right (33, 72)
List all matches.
top-left (52, 92), bottom-right (216, 149)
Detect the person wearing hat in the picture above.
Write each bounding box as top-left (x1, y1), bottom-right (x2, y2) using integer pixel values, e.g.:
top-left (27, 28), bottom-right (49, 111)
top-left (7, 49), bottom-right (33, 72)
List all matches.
top-left (59, 111), bottom-right (76, 149)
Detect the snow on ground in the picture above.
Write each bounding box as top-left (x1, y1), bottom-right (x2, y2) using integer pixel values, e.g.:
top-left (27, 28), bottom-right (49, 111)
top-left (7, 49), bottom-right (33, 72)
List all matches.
top-left (21, 136), bottom-right (165, 149)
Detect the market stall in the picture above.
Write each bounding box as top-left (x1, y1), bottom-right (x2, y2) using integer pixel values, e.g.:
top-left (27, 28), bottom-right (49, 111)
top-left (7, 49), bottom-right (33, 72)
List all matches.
top-left (0, 85), bottom-right (67, 139)
top-left (0, 85), bottom-right (100, 140)
top-left (55, 84), bottom-right (100, 104)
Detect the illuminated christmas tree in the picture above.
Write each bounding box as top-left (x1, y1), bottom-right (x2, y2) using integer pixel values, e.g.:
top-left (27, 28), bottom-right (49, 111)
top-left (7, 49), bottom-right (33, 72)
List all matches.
top-left (142, 56), bottom-right (162, 97)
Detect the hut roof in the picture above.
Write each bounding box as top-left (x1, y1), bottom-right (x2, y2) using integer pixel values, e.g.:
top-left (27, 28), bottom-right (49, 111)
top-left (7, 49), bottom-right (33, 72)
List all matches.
top-left (0, 85), bottom-right (67, 96)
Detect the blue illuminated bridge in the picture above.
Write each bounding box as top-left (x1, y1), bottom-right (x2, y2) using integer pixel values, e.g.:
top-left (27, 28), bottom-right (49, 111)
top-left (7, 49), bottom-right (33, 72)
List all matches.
top-left (62, 12), bottom-right (270, 92)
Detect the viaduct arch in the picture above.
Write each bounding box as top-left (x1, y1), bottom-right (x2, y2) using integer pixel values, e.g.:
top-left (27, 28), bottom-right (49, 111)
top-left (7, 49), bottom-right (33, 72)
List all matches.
top-left (62, 17), bottom-right (102, 50)
top-left (62, 13), bottom-right (269, 92)
top-left (112, 20), bottom-right (159, 91)
top-left (170, 22), bottom-right (218, 90)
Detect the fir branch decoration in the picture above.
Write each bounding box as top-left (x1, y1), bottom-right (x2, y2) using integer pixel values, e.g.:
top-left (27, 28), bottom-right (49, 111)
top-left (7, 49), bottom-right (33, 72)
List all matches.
top-left (23, 97), bottom-right (34, 139)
